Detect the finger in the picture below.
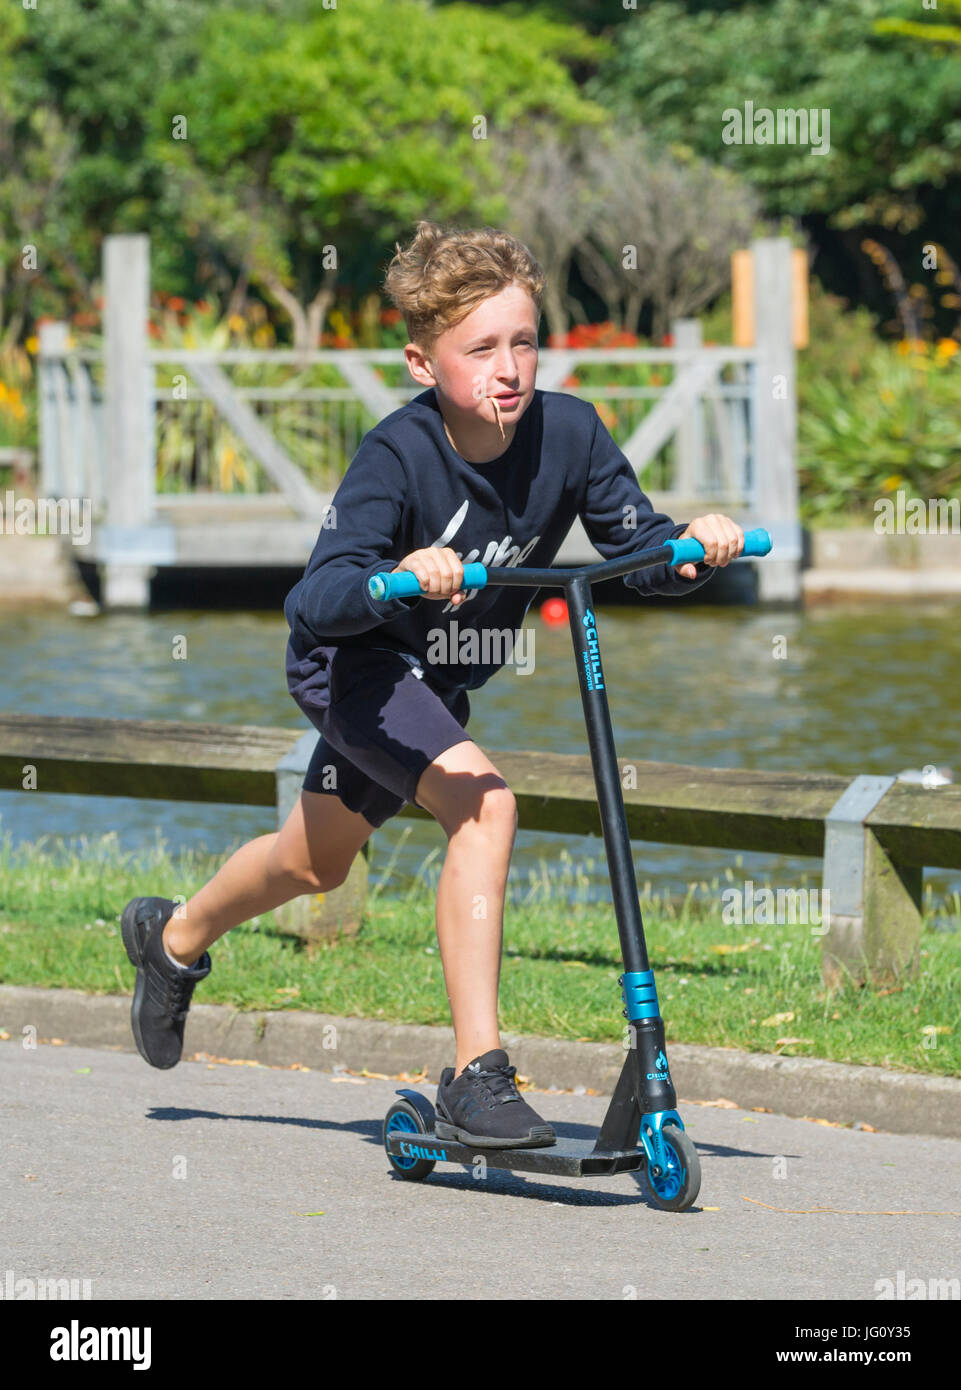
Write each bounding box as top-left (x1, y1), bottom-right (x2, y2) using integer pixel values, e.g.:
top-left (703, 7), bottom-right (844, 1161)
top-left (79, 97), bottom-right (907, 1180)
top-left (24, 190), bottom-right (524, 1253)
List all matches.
top-left (688, 519), bottom-right (716, 565)
top-left (708, 513), bottom-right (730, 564)
top-left (444, 548), bottom-right (465, 591)
top-left (713, 518), bottom-right (744, 566)
top-left (408, 557), bottom-right (437, 594)
top-left (695, 514), bottom-right (727, 565)
top-left (438, 564), bottom-right (461, 595)
top-left (437, 551), bottom-right (464, 596)
top-left (679, 563), bottom-right (697, 580)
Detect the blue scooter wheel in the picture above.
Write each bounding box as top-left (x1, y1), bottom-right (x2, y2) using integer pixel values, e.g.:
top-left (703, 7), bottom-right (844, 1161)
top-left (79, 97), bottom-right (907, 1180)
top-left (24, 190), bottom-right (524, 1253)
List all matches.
top-left (384, 1099), bottom-right (437, 1182)
top-left (642, 1122), bottom-right (701, 1211)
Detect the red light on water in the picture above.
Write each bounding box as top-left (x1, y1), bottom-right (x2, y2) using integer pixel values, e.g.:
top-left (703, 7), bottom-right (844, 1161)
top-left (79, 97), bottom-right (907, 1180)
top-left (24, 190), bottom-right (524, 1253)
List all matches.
top-left (540, 597), bottom-right (568, 626)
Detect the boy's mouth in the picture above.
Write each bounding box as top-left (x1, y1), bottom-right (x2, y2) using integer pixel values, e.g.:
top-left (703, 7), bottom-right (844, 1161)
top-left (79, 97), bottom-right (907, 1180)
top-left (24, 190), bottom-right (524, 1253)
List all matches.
top-left (488, 391), bottom-right (522, 439)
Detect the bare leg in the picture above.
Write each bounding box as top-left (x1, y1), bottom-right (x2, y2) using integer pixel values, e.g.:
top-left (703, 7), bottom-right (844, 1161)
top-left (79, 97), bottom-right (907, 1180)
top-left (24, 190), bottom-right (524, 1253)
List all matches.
top-left (162, 791), bottom-right (374, 966)
top-left (413, 741), bottom-right (518, 1076)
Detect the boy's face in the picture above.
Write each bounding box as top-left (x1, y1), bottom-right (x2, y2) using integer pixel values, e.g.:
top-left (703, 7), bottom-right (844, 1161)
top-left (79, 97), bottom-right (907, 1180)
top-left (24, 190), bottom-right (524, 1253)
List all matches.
top-left (408, 283), bottom-right (539, 428)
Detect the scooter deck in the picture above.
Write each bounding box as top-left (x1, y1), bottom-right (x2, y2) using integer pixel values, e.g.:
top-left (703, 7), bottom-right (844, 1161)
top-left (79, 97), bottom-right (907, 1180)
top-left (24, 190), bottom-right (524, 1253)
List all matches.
top-left (385, 1130), bottom-right (646, 1176)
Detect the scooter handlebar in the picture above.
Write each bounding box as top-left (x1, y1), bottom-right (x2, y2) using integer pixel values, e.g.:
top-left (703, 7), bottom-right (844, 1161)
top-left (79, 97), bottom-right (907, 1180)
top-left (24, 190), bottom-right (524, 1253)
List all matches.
top-left (368, 561), bottom-right (488, 602)
top-left (663, 526), bottom-right (771, 568)
top-left (367, 527), bottom-right (772, 602)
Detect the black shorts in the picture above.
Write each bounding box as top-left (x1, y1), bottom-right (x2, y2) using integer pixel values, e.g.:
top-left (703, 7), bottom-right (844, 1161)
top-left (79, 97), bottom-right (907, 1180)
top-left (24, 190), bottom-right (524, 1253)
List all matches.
top-left (285, 640), bottom-right (473, 828)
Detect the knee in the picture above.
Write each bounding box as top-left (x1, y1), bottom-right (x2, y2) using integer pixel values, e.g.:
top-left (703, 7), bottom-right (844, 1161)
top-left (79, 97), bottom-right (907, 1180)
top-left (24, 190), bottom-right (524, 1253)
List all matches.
top-left (291, 865), bottom-right (350, 894)
top-left (268, 845), bottom-right (349, 894)
top-left (419, 760), bottom-right (518, 840)
top-left (470, 785), bottom-right (518, 839)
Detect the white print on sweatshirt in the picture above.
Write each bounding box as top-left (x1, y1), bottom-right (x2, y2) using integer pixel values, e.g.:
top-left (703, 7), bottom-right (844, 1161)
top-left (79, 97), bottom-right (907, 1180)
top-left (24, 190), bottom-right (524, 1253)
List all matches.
top-left (430, 500), bottom-right (541, 611)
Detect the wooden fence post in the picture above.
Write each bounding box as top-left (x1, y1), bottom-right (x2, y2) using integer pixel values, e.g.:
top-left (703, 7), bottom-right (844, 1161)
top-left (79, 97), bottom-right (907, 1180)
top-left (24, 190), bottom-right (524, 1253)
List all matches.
top-left (101, 234), bottom-right (161, 610)
top-left (38, 322), bottom-right (71, 499)
top-left (751, 237), bottom-right (802, 603)
top-left (820, 775), bottom-right (924, 988)
top-left (671, 318), bottom-right (702, 502)
top-left (273, 729), bottom-right (370, 941)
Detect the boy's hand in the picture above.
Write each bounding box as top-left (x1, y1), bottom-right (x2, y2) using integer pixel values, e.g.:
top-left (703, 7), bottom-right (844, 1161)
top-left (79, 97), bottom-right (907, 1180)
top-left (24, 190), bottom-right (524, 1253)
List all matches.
top-left (391, 546), bottom-right (467, 604)
top-left (675, 514), bottom-right (744, 580)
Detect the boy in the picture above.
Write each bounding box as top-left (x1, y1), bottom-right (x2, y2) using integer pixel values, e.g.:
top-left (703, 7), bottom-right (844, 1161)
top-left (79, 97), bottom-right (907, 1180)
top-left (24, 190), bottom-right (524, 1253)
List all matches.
top-left (121, 221), bottom-right (743, 1148)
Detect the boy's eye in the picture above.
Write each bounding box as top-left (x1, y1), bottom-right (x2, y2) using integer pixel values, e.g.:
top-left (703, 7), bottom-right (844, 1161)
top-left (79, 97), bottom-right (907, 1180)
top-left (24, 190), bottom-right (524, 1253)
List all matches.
top-left (471, 341), bottom-right (535, 352)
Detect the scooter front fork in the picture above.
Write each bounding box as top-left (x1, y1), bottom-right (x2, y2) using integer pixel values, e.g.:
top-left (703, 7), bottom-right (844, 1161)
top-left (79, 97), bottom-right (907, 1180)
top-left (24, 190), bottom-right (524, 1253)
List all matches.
top-left (621, 970), bottom-right (686, 1174)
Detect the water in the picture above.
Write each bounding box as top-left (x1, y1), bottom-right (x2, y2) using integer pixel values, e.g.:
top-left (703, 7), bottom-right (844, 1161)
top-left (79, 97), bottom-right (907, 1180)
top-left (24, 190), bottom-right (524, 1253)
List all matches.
top-left (2, 598), bottom-right (960, 910)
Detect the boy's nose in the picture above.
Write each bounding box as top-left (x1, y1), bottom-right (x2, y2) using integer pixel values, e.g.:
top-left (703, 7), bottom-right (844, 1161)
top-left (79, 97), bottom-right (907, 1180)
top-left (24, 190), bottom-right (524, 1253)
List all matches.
top-left (491, 349), bottom-right (521, 382)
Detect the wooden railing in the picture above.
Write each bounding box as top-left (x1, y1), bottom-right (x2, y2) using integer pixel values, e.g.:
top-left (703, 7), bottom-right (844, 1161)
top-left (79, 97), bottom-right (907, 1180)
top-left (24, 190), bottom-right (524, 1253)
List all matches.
top-left (34, 233), bottom-right (803, 607)
top-left (3, 714), bottom-right (958, 988)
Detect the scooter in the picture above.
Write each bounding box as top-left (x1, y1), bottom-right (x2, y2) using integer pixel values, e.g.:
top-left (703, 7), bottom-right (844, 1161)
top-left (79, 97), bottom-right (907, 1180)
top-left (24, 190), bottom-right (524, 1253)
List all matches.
top-left (367, 526), bottom-right (772, 1211)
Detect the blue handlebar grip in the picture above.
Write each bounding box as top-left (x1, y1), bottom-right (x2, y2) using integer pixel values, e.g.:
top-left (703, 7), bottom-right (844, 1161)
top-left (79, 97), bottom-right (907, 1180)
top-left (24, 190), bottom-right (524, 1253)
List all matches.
top-left (368, 561), bottom-right (489, 602)
top-left (664, 526), bottom-right (772, 567)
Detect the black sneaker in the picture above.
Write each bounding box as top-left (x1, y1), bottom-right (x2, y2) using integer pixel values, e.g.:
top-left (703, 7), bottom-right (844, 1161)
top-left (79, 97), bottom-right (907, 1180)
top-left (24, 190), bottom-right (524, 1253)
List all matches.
top-left (435, 1049), bottom-right (556, 1148)
top-left (121, 897), bottom-right (211, 1070)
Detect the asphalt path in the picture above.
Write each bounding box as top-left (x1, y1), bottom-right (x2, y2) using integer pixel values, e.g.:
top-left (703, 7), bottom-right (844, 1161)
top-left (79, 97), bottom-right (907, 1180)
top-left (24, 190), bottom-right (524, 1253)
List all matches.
top-left (3, 1038), bottom-right (960, 1302)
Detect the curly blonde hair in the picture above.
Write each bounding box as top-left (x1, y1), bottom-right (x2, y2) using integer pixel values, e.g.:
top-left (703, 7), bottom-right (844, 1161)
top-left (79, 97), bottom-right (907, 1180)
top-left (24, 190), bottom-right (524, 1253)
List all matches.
top-left (383, 220), bottom-right (545, 360)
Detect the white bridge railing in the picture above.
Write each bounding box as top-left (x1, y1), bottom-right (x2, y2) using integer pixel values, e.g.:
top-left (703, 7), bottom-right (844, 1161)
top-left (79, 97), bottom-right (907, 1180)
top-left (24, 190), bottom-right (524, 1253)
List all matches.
top-left (37, 235), bottom-right (801, 606)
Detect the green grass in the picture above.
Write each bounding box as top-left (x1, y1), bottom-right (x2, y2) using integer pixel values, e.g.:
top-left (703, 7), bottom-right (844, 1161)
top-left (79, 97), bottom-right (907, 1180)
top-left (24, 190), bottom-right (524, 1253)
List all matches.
top-left (0, 826), bottom-right (958, 1077)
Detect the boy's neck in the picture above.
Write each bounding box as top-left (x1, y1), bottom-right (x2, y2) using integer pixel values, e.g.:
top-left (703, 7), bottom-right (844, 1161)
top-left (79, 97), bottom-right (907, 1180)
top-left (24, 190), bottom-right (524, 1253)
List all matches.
top-left (441, 407), bottom-right (518, 464)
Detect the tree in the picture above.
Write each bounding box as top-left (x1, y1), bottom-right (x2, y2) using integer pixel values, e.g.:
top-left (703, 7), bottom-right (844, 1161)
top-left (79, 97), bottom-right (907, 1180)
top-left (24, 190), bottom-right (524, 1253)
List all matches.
top-left (572, 131), bottom-right (766, 338)
top-left (6, 0), bottom-right (288, 333)
top-left (0, 10), bottom-right (90, 348)
top-left (146, 0), bottom-right (609, 347)
top-left (584, 0), bottom-right (961, 236)
top-left (482, 123), bottom-right (603, 344)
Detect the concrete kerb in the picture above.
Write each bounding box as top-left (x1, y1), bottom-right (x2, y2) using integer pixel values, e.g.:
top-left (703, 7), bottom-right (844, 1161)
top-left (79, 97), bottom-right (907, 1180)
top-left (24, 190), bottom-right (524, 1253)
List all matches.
top-left (1, 984), bottom-right (959, 1141)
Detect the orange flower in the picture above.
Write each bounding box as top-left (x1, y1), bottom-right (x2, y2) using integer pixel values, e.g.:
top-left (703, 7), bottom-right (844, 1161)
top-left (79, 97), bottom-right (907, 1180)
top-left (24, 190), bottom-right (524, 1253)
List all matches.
top-left (167, 296), bottom-right (186, 312)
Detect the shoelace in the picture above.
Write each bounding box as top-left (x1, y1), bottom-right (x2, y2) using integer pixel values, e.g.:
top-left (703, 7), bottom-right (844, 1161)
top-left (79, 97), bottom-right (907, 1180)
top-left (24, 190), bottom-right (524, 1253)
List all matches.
top-left (164, 972), bottom-right (194, 1021)
top-left (471, 1063), bottom-right (521, 1106)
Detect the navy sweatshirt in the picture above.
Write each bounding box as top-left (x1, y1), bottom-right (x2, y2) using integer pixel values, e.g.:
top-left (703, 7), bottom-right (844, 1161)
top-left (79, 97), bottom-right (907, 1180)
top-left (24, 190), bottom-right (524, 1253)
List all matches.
top-left (284, 387), bottom-right (714, 694)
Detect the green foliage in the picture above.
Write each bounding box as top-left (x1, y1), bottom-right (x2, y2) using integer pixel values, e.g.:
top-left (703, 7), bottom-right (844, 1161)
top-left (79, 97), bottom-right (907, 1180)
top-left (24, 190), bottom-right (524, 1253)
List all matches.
top-left (1, 829), bottom-right (958, 1074)
top-left (876, 0), bottom-right (961, 47)
top-left (4, 0), bottom-right (608, 342)
top-left (585, 0), bottom-right (961, 234)
top-left (0, 343), bottom-right (33, 451)
top-left (693, 282), bottom-right (961, 523)
top-left (797, 285), bottom-right (961, 523)
top-left (3, 1), bottom-right (253, 334)
top-left (145, 0), bottom-right (608, 340)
